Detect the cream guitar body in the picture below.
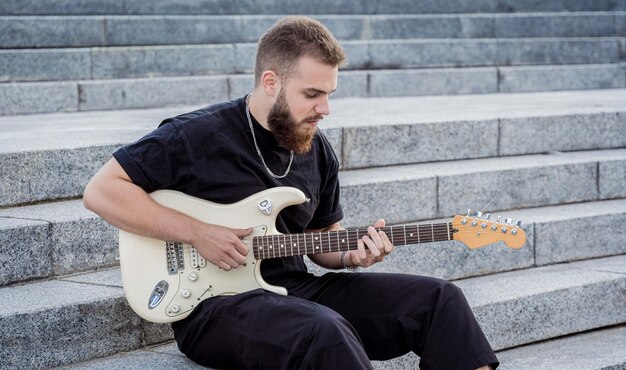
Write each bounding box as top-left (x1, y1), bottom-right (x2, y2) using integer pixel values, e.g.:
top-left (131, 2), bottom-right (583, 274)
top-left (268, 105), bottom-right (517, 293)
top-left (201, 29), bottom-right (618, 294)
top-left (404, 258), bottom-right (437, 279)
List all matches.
top-left (119, 187), bottom-right (525, 323)
top-left (119, 187), bottom-right (307, 323)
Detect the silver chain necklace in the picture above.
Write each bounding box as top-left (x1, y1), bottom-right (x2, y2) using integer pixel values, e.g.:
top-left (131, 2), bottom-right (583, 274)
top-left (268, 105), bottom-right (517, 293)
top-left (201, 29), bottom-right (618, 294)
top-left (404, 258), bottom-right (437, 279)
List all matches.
top-left (245, 94), bottom-right (294, 179)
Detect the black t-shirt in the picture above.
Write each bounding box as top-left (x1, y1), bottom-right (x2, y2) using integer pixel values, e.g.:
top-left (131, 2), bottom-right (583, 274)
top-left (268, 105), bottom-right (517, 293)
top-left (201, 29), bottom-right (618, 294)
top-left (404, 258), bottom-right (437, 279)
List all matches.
top-left (113, 97), bottom-right (343, 290)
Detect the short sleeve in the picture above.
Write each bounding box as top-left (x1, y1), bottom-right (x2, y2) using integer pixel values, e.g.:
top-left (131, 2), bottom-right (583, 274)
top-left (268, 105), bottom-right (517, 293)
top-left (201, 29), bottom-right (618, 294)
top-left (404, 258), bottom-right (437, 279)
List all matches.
top-left (112, 121), bottom-right (192, 193)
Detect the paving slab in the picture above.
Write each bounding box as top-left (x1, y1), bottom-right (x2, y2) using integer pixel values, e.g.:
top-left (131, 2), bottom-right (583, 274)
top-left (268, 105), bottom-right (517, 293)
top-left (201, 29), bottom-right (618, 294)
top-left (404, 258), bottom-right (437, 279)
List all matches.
top-left (0, 49), bottom-right (90, 82)
top-left (0, 81), bottom-right (78, 115)
top-left (38, 255), bottom-right (626, 369)
top-left (0, 16), bottom-right (105, 48)
top-left (339, 149), bottom-right (626, 226)
top-left (0, 199), bottom-right (118, 280)
top-left (457, 255), bottom-right (626, 350)
top-left (497, 325), bottom-right (626, 370)
top-left (4, 0), bottom-right (622, 15)
top-left (0, 217), bottom-right (50, 285)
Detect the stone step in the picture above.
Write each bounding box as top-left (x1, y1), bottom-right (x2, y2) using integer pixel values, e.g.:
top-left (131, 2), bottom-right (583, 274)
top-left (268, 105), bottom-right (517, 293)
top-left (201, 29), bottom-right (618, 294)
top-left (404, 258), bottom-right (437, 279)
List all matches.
top-left (2, 37), bottom-right (624, 82)
top-left (2, 63), bottom-right (625, 115)
top-left (2, 0), bottom-right (625, 16)
top-left (1, 13), bottom-right (625, 49)
top-left (496, 325), bottom-right (626, 370)
top-left (0, 199), bottom-right (117, 286)
top-left (339, 148), bottom-right (626, 227)
top-left (3, 255), bottom-right (625, 369)
top-left (2, 178), bottom-right (623, 287)
top-left (1, 89), bottom-right (625, 207)
top-left (55, 325), bottom-right (626, 370)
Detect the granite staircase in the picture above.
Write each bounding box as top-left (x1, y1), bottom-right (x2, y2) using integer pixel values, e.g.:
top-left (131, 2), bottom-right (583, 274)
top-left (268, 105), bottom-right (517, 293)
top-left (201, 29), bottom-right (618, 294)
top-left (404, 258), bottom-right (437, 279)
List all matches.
top-left (0, 1), bottom-right (625, 369)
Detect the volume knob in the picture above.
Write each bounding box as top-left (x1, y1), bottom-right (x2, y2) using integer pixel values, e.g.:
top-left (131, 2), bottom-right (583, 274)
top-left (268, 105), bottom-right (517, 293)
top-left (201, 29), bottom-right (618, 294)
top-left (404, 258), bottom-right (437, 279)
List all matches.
top-left (170, 303), bottom-right (181, 313)
top-left (181, 288), bottom-right (191, 298)
top-left (188, 271), bottom-right (199, 282)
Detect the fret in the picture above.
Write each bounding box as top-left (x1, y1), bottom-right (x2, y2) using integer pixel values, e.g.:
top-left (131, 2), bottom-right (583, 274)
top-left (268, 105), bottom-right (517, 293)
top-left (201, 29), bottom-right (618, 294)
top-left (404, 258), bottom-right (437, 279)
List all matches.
top-left (260, 236), bottom-right (267, 259)
top-left (417, 224), bottom-right (420, 244)
top-left (311, 233), bottom-right (317, 254)
top-left (327, 231), bottom-right (332, 253)
top-left (279, 234), bottom-right (285, 257)
top-left (446, 223), bottom-right (451, 241)
top-left (430, 224), bottom-right (435, 241)
top-left (390, 226), bottom-right (394, 245)
top-left (289, 234), bottom-right (293, 257)
top-left (403, 226), bottom-right (407, 245)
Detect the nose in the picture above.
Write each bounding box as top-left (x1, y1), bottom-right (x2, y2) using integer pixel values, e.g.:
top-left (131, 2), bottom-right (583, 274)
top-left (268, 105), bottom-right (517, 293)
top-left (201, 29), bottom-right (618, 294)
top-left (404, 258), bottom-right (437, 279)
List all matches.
top-left (315, 96), bottom-right (331, 116)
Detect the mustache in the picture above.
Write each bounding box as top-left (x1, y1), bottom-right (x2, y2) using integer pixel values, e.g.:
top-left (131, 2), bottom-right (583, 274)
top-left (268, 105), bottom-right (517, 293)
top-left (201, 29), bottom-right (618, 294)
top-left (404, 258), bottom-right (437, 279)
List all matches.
top-left (303, 115), bottom-right (324, 122)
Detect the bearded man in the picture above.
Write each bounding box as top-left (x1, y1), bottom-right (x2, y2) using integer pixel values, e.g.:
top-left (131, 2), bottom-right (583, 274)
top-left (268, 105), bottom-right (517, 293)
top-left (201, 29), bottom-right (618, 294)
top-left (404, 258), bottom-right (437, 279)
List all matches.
top-left (84, 16), bottom-right (498, 370)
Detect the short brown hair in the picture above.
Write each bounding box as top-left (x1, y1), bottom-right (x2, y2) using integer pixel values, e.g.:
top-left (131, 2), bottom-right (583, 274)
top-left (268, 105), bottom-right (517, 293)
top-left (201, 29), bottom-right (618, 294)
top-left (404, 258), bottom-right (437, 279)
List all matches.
top-left (254, 16), bottom-right (346, 85)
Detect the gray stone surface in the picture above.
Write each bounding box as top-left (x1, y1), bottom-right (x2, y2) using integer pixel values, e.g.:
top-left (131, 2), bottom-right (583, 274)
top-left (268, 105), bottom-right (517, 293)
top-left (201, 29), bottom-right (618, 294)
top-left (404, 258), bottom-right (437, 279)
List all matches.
top-left (0, 81), bottom-right (78, 115)
top-left (0, 49), bottom-right (91, 82)
top-left (339, 173), bottom-right (438, 227)
top-left (495, 13), bottom-right (618, 38)
top-left (368, 14), bottom-right (493, 39)
top-left (501, 199), bottom-right (626, 265)
top-left (618, 13), bottom-right (626, 35)
top-left (369, 68), bottom-right (498, 97)
top-left (458, 255), bottom-right (626, 350)
top-left (342, 119), bottom-right (499, 169)
top-left (91, 45), bottom-right (235, 79)
top-left (105, 16), bottom-right (241, 46)
top-left (0, 200), bottom-right (118, 276)
top-left (234, 43), bottom-right (256, 73)
top-left (496, 38), bottom-right (620, 66)
top-left (0, 0), bottom-right (123, 15)
top-left (78, 76), bottom-right (229, 111)
top-left (0, 16), bottom-right (105, 48)
top-left (334, 71), bottom-right (368, 98)
top-left (0, 217), bottom-right (50, 285)
top-left (330, 149), bottom-right (626, 220)
top-left (0, 145), bottom-right (115, 207)
top-left (600, 159), bottom-right (626, 199)
top-left (437, 159), bottom-right (597, 217)
top-left (498, 325), bottom-right (626, 370)
top-left (369, 40), bottom-right (499, 69)
top-left (500, 111), bottom-right (626, 155)
top-left (499, 64), bottom-right (626, 93)
top-left (0, 273), bottom-right (142, 369)
top-left (6, 0), bottom-right (620, 16)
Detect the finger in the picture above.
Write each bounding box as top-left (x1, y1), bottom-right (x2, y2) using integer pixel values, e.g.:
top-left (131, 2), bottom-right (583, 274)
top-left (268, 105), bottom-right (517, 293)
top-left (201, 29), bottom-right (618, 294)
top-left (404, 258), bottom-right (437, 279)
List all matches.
top-left (361, 235), bottom-right (381, 257)
top-left (232, 227), bottom-right (253, 237)
top-left (378, 231), bottom-right (393, 254)
top-left (234, 239), bottom-right (249, 257)
top-left (218, 260), bottom-right (232, 271)
top-left (367, 226), bottom-right (384, 251)
top-left (373, 218), bottom-right (386, 228)
top-left (357, 239), bottom-right (367, 260)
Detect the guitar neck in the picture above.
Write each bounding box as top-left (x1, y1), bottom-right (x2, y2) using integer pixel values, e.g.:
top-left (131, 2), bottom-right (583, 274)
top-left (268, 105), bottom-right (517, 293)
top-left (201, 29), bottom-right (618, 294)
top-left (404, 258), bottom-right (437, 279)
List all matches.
top-left (253, 222), bottom-right (453, 259)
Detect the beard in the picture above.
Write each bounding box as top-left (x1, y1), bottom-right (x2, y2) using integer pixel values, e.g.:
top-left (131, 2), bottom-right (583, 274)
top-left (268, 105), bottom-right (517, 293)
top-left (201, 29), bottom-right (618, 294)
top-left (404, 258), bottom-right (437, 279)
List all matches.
top-left (267, 89), bottom-right (320, 154)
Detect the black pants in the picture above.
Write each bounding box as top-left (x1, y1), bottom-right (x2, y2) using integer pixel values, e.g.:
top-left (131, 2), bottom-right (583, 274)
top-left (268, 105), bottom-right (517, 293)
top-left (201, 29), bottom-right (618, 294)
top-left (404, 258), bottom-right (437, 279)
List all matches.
top-left (172, 272), bottom-right (499, 370)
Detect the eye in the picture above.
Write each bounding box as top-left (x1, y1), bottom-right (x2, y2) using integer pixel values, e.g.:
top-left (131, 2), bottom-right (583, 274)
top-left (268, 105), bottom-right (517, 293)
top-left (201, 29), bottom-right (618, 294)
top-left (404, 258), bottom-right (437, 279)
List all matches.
top-left (305, 92), bottom-right (319, 99)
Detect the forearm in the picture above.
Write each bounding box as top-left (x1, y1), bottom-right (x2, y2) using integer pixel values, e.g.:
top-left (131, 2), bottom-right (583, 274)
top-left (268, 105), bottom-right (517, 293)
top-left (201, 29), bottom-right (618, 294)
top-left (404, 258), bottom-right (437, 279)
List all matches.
top-left (306, 222), bottom-right (352, 269)
top-left (83, 158), bottom-right (202, 245)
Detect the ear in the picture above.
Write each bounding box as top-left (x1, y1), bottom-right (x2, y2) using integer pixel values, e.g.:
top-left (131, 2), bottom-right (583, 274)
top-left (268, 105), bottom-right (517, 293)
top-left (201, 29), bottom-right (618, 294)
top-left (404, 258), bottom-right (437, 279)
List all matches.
top-left (260, 70), bottom-right (281, 97)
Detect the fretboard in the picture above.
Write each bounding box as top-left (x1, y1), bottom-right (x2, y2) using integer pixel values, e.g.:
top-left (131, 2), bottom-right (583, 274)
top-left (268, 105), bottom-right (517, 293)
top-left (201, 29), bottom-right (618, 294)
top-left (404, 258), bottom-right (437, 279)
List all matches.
top-left (253, 223), bottom-right (453, 259)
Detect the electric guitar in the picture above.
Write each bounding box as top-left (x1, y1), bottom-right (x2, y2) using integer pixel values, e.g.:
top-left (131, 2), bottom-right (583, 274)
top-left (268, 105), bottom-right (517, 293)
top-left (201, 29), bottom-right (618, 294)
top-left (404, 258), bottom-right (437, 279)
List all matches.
top-left (119, 187), bottom-right (526, 323)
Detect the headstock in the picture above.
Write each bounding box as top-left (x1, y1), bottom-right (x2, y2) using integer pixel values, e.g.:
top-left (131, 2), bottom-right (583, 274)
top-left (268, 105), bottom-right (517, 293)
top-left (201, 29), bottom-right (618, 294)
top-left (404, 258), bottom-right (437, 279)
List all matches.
top-left (451, 210), bottom-right (526, 250)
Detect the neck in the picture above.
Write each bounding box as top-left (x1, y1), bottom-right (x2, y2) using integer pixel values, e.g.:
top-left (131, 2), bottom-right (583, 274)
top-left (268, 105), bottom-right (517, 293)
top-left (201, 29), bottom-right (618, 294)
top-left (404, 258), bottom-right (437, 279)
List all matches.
top-left (248, 90), bottom-right (272, 131)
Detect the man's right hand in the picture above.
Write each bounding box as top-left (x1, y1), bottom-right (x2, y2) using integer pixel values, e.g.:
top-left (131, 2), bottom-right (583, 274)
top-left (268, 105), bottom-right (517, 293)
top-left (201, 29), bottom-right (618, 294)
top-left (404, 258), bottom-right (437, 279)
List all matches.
top-left (193, 224), bottom-right (252, 271)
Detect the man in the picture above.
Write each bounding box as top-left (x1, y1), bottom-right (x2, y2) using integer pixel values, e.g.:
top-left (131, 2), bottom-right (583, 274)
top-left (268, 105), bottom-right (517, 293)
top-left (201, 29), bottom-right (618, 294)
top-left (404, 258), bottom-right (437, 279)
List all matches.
top-left (84, 16), bottom-right (498, 370)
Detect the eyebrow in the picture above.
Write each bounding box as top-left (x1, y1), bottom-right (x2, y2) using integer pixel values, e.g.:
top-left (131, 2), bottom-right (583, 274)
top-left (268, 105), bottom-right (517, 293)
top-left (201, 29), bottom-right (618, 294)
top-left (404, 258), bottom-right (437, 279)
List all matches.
top-left (303, 87), bottom-right (337, 95)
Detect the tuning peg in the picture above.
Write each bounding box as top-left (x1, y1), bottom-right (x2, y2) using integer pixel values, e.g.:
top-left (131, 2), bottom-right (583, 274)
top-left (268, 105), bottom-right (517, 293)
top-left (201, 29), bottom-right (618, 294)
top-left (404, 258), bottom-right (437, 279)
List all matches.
top-left (467, 209), bottom-right (473, 216)
top-left (515, 220), bottom-right (522, 227)
top-left (505, 217), bottom-right (513, 224)
top-left (496, 215), bottom-right (501, 222)
top-left (476, 211), bottom-right (483, 218)
top-left (485, 213), bottom-right (491, 220)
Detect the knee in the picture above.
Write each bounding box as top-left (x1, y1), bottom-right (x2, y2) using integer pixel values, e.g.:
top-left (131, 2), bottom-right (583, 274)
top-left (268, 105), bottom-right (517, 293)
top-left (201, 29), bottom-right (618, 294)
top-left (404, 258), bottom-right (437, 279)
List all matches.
top-left (310, 306), bottom-right (358, 340)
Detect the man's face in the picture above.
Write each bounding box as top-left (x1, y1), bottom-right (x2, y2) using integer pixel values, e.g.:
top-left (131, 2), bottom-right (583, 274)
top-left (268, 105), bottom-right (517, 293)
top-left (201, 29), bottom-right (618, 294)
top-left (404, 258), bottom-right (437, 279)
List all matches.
top-left (267, 56), bottom-right (338, 154)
